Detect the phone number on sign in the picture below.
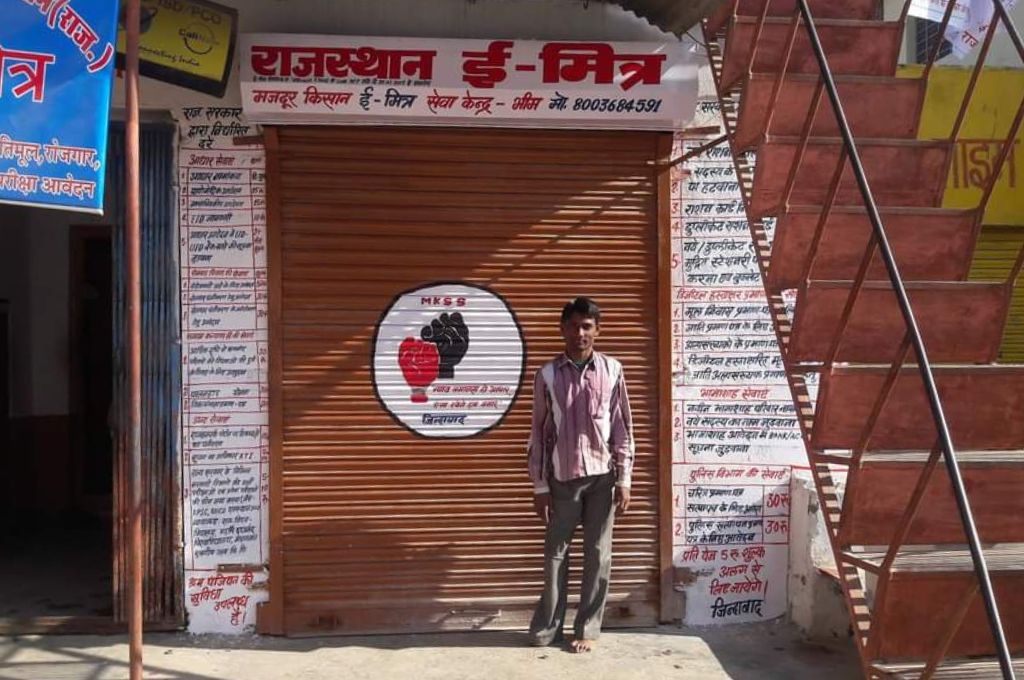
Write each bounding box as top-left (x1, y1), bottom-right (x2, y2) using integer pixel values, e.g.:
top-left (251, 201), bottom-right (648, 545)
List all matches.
top-left (572, 97), bottom-right (663, 113)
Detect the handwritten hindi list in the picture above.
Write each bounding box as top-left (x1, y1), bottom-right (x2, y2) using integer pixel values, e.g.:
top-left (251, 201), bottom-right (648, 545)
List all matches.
top-left (671, 101), bottom-right (808, 625)
top-left (178, 107), bottom-right (269, 633)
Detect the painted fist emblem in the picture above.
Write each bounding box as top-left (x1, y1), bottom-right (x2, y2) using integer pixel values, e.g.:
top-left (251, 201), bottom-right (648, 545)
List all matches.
top-left (421, 312), bottom-right (470, 379)
top-left (398, 337), bottom-right (440, 403)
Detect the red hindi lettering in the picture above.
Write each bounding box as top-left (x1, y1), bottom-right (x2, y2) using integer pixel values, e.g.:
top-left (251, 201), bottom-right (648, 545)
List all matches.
top-left (251, 45), bottom-right (292, 77)
top-left (348, 47), bottom-right (435, 80)
top-left (2, 47), bottom-right (57, 103)
top-left (87, 43), bottom-right (114, 73)
top-left (57, 6), bottom-right (100, 56)
top-left (540, 42), bottom-right (616, 86)
top-left (617, 53), bottom-right (665, 90)
top-left (44, 0), bottom-right (70, 28)
top-left (540, 42), bottom-right (666, 91)
top-left (462, 40), bottom-right (513, 88)
top-left (28, 0), bottom-right (63, 12)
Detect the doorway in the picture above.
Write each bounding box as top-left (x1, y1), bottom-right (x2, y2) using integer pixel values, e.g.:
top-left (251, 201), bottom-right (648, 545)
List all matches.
top-left (0, 121), bottom-right (183, 633)
top-left (0, 217), bottom-right (116, 632)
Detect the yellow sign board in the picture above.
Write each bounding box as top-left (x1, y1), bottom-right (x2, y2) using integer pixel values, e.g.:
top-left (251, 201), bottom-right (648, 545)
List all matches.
top-left (900, 65), bottom-right (1024, 226)
top-left (116, 0), bottom-right (237, 97)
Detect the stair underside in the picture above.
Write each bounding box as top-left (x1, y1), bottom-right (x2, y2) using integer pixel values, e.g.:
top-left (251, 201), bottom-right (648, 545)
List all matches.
top-left (705, 0), bottom-right (880, 37)
top-left (813, 365), bottom-right (1024, 452)
top-left (751, 137), bottom-right (951, 219)
top-left (735, 73), bottom-right (925, 151)
top-left (819, 450), bottom-right (1024, 464)
top-left (767, 206), bottom-right (978, 291)
top-left (721, 17), bottom-right (901, 91)
top-left (849, 544), bottom-right (1024, 573)
top-left (788, 280), bottom-right (1009, 365)
top-left (823, 450), bottom-right (1024, 545)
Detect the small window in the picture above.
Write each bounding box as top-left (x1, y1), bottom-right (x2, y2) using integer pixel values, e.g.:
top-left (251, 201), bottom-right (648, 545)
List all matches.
top-left (914, 17), bottom-right (953, 63)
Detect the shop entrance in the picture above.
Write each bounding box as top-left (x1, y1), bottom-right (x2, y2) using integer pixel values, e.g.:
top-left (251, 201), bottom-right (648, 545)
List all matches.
top-left (262, 126), bottom-right (673, 636)
top-left (0, 214), bottom-right (115, 631)
top-left (0, 122), bottom-right (184, 633)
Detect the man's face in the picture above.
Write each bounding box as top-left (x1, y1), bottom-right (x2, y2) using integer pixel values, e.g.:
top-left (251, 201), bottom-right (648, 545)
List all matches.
top-left (561, 312), bottom-right (600, 355)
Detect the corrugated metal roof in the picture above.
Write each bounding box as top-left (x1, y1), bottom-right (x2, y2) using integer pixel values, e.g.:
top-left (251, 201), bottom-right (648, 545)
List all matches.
top-left (610, 0), bottom-right (726, 36)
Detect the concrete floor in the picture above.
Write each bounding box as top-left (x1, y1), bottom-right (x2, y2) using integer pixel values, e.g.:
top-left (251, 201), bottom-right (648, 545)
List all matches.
top-left (0, 621), bottom-right (861, 680)
top-left (0, 515), bottom-right (112, 620)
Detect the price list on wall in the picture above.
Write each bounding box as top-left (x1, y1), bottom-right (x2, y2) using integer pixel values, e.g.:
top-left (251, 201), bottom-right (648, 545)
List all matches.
top-left (669, 99), bottom-right (810, 625)
top-left (177, 107), bottom-right (270, 632)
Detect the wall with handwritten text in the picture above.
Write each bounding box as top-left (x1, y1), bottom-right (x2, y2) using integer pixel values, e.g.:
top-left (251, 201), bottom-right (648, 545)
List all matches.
top-left (177, 107), bottom-right (270, 633)
top-left (670, 97), bottom-right (810, 625)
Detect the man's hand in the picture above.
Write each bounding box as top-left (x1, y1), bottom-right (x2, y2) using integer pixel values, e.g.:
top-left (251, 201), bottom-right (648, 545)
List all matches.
top-left (533, 493), bottom-right (552, 524)
top-left (615, 485), bottom-right (631, 516)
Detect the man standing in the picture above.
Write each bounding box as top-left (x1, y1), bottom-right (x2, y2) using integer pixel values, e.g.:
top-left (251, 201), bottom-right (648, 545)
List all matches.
top-left (527, 297), bottom-right (635, 653)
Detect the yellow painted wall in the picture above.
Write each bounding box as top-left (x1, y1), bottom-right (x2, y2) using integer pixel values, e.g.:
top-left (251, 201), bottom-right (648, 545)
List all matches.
top-left (900, 65), bottom-right (1024, 361)
top-left (900, 65), bottom-right (1024, 226)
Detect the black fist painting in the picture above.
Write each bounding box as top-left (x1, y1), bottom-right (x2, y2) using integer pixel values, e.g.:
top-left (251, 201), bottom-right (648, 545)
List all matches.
top-left (421, 312), bottom-right (470, 379)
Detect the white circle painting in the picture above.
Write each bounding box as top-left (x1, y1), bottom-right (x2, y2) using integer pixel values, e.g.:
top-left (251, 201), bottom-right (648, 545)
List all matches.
top-left (372, 282), bottom-right (526, 438)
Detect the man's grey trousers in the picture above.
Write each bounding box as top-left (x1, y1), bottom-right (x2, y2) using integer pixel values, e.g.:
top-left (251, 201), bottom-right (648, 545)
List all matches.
top-left (529, 471), bottom-right (616, 644)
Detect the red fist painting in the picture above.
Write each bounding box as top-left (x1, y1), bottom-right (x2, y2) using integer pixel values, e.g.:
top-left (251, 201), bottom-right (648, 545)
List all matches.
top-left (398, 337), bottom-right (440, 403)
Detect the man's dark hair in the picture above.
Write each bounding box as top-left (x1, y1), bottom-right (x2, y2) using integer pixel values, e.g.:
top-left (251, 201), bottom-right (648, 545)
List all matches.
top-left (561, 297), bottom-right (601, 324)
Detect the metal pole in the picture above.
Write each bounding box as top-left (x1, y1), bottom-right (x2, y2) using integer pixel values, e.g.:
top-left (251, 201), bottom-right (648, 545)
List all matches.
top-left (125, 0), bottom-right (144, 678)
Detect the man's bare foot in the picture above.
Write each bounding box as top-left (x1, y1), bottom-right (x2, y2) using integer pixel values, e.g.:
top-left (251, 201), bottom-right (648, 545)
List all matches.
top-left (570, 638), bottom-right (596, 653)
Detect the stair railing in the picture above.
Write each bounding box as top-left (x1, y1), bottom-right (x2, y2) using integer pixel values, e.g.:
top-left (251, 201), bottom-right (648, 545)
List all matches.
top-left (730, 0), bottom-right (1021, 677)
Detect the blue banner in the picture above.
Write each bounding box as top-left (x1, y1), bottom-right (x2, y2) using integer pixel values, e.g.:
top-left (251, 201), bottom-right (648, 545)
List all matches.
top-left (1, 0), bottom-right (118, 213)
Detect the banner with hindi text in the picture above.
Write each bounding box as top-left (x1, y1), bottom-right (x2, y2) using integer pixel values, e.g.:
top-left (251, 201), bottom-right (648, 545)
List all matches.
top-left (1, 0), bottom-right (118, 213)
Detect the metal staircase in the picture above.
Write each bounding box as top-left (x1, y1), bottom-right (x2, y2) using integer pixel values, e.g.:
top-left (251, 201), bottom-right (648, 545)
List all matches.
top-left (702, 0), bottom-right (1024, 677)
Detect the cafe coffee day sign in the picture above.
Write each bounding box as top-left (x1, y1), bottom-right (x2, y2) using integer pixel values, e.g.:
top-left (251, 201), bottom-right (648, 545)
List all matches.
top-left (372, 283), bottom-right (526, 438)
top-left (240, 34), bottom-right (698, 130)
top-left (1, 0), bottom-right (118, 213)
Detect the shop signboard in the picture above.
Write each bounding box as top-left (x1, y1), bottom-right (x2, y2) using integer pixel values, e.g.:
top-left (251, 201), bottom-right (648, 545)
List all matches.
top-left (240, 34), bottom-right (698, 131)
top-left (372, 282), bottom-right (526, 438)
top-left (115, 0), bottom-right (237, 97)
top-left (1, 0), bottom-right (118, 213)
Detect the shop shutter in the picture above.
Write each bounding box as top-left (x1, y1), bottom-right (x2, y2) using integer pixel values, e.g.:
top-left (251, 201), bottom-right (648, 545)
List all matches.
top-left (265, 126), bottom-right (668, 635)
top-left (109, 122), bottom-right (184, 628)
top-left (969, 225), bottom-right (1024, 362)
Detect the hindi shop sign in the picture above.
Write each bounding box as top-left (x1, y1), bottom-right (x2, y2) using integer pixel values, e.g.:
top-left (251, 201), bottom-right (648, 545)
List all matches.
top-left (372, 283), bottom-right (526, 439)
top-left (240, 34), bottom-right (697, 131)
top-left (2, 0), bottom-right (118, 213)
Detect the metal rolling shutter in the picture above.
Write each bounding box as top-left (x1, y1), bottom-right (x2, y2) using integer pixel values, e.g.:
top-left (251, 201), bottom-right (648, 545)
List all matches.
top-left (110, 123), bottom-right (184, 628)
top-left (969, 225), bottom-right (1024, 362)
top-left (269, 126), bottom-right (666, 636)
